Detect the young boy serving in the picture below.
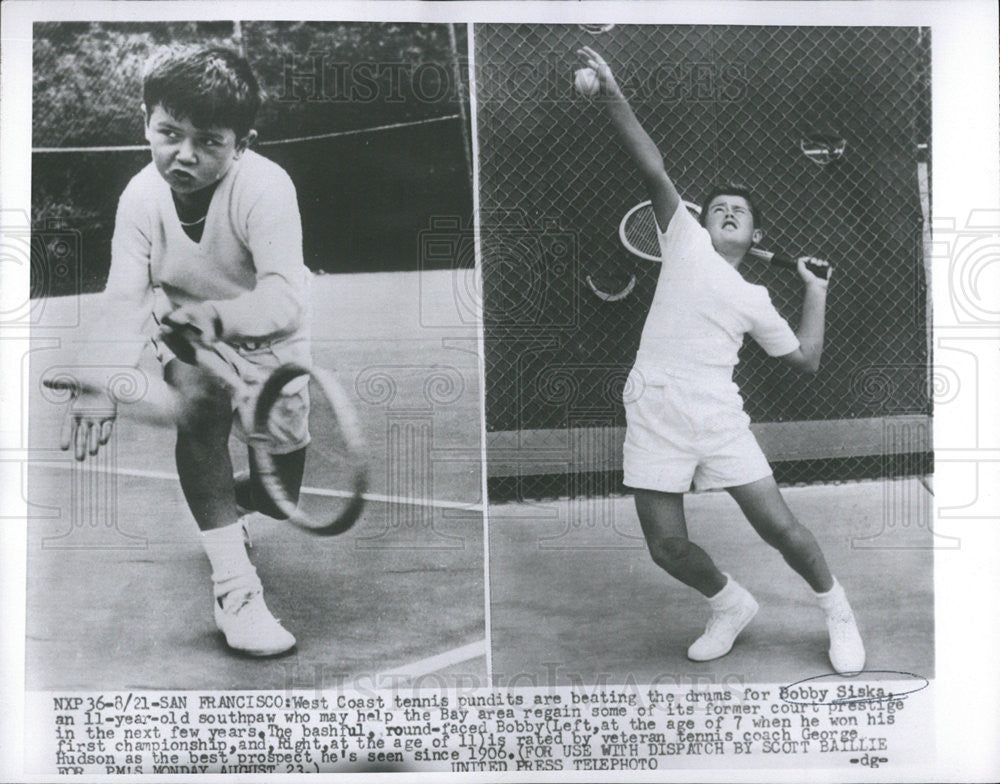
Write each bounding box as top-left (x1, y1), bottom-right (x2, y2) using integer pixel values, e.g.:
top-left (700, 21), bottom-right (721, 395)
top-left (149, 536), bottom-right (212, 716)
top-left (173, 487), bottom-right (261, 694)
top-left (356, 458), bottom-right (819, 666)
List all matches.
top-left (578, 47), bottom-right (864, 673)
top-left (59, 46), bottom-right (311, 657)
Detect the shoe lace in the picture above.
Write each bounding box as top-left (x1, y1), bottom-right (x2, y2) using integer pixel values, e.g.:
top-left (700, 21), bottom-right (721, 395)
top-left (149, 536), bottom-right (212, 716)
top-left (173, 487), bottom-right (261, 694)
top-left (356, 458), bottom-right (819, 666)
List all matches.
top-left (703, 611), bottom-right (727, 637)
top-left (828, 614), bottom-right (858, 639)
top-left (705, 603), bottom-right (743, 637)
top-left (228, 590), bottom-right (289, 633)
top-left (219, 588), bottom-right (260, 616)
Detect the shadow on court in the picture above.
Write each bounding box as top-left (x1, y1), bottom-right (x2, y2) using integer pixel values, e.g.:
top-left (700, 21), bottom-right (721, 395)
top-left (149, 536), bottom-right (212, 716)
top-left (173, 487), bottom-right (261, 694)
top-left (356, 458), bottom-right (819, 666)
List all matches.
top-left (489, 479), bottom-right (935, 687)
top-left (25, 271), bottom-right (486, 690)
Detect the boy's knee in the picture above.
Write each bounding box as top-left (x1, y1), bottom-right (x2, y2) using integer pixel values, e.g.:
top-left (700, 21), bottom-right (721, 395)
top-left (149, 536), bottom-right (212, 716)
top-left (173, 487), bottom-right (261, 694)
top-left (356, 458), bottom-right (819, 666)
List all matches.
top-left (647, 535), bottom-right (692, 571)
top-left (767, 520), bottom-right (809, 553)
top-left (166, 362), bottom-right (230, 429)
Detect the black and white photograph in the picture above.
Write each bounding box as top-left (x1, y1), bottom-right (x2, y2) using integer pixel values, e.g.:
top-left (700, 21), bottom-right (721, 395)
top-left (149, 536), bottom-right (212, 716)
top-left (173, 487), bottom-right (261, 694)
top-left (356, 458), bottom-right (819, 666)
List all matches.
top-left (479, 22), bottom-right (933, 685)
top-left (1, 1), bottom-right (998, 781)
top-left (21, 19), bottom-right (485, 692)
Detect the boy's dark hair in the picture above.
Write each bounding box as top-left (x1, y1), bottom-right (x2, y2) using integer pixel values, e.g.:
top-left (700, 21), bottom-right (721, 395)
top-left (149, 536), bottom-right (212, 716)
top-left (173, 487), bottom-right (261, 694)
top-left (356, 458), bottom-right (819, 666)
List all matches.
top-left (143, 46), bottom-right (262, 139)
top-left (699, 183), bottom-right (762, 230)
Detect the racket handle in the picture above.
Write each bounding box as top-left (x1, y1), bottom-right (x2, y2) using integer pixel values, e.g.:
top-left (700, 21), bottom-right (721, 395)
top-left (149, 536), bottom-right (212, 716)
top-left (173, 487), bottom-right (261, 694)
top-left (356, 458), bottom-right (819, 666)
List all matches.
top-left (158, 316), bottom-right (249, 388)
top-left (749, 248), bottom-right (830, 279)
top-left (159, 315), bottom-right (206, 364)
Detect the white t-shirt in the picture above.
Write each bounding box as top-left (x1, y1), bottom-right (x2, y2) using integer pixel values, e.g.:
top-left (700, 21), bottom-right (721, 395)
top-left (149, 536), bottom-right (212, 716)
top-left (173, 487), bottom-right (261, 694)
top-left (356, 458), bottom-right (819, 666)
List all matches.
top-left (96, 149), bottom-right (311, 366)
top-left (632, 203), bottom-right (799, 398)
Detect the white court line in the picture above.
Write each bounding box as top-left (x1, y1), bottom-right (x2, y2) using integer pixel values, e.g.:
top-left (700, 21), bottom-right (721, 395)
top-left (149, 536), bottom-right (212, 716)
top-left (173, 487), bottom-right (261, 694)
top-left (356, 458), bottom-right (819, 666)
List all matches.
top-left (375, 640), bottom-right (486, 683)
top-left (34, 462), bottom-right (483, 513)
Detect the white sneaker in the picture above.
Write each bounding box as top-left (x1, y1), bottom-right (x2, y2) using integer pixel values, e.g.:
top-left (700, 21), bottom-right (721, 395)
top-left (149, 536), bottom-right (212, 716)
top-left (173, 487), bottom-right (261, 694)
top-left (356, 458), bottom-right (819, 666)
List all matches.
top-left (687, 575), bottom-right (758, 661)
top-left (816, 579), bottom-right (865, 674)
top-left (214, 578), bottom-right (296, 657)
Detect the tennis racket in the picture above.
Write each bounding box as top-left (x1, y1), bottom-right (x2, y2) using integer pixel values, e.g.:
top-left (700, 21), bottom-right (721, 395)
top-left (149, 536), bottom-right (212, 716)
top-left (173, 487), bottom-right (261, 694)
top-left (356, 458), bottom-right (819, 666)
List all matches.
top-left (44, 324), bottom-right (368, 536)
top-left (620, 200), bottom-right (831, 279)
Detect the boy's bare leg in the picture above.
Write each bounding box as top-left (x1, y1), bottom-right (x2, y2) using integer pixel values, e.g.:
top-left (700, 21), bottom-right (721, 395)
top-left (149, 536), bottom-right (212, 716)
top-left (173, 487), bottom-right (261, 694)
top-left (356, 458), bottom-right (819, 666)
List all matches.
top-left (237, 448), bottom-right (306, 520)
top-left (636, 488), bottom-right (758, 661)
top-left (634, 489), bottom-right (727, 597)
top-left (726, 475), bottom-right (864, 672)
top-left (724, 476), bottom-right (833, 592)
top-left (164, 358), bottom-right (295, 655)
top-left (165, 359), bottom-right (239, 531)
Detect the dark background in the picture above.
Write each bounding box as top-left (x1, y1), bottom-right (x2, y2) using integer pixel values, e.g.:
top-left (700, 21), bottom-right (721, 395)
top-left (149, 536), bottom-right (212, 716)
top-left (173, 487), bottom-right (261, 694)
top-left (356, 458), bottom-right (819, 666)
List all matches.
top-left (477, 25), bottom-right (931, 435)
top-left (32, 21), bottom-right (473, 293)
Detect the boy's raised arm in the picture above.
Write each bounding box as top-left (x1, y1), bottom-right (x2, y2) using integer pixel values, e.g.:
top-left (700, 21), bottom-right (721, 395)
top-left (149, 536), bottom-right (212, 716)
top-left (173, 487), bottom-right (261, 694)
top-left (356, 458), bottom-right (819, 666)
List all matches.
top-left (579, 47), bottom-right (681, 231)
top-left (778, 259), bottom-right (830, 374)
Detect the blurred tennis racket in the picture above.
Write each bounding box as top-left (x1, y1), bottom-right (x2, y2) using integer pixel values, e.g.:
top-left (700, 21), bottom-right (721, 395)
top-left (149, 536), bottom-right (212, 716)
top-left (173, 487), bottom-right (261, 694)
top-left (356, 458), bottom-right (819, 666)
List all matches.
top-left (44, 322), bottom-right (368, 536)
top-left (620, 200), bottom-right (831, 279)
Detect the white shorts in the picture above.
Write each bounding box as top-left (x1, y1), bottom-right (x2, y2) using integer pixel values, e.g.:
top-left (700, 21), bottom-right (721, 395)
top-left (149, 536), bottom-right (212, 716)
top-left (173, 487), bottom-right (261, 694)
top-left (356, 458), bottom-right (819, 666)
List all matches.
top-left (622, 372), bottom-right (772, 492)
top-left (150, 335), bottom-right (310, 455)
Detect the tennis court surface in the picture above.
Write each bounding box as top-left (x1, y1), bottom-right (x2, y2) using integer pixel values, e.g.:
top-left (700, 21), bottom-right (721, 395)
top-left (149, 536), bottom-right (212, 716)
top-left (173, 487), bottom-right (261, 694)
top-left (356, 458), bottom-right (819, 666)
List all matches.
top-left (489, 478), bottom-right (934, 687)
top-left (25, 270), bottom-right (486, 690)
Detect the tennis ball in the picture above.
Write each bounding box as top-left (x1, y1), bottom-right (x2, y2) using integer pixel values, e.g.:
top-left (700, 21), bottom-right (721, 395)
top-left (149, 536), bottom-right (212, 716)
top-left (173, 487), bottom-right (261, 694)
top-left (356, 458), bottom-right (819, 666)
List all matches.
top-left (574, 67), bottom-right (600, 98)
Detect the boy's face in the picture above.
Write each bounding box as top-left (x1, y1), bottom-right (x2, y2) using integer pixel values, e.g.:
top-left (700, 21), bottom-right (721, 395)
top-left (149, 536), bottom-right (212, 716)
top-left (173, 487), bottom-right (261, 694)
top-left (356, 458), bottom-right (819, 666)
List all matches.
top-left (703, 194), bottom-right (762, 259)
top-left (143, 104), bottom-right (255, 194)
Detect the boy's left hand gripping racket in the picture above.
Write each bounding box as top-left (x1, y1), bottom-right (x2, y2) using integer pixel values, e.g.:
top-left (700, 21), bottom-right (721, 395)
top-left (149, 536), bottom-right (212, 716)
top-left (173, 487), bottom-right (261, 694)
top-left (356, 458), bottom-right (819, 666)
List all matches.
top-left (160, 319), bottom-right (369, 536)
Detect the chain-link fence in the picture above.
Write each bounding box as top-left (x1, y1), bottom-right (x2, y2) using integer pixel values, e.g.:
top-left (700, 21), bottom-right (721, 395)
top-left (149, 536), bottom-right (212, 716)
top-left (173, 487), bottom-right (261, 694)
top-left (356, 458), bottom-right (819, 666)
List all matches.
top-left (32, 21), bottom-right (472, 294)
top-left (476, 24), bottom-right (932, 498)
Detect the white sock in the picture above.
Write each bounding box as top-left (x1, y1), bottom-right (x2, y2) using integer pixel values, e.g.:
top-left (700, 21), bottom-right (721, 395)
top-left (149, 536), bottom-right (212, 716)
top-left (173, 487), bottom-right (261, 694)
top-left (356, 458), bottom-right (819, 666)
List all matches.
top-left (707, 574), bottom-right (742, 610)
top-left (814, 577), bottom-right (851, 618)
top-left (200, 522), bottom-right (256, 598)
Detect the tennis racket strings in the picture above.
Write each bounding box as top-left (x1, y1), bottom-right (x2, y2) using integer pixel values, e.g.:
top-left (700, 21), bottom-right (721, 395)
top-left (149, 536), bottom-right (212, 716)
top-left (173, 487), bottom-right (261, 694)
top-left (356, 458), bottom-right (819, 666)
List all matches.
top-left (252, 363), bottom-right (368, 536)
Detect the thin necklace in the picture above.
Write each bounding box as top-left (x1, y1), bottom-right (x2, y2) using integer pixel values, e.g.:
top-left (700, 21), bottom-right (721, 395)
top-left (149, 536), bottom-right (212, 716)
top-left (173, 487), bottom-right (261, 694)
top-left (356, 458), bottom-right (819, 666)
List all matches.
top-left (179, 215), bottom-right (206, 227)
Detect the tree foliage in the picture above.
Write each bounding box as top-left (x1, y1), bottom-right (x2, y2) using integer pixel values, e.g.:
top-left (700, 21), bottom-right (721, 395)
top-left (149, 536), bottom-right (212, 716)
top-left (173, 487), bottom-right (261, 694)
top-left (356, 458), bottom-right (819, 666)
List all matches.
top-left (33, 21), bottom-right (465, 147)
